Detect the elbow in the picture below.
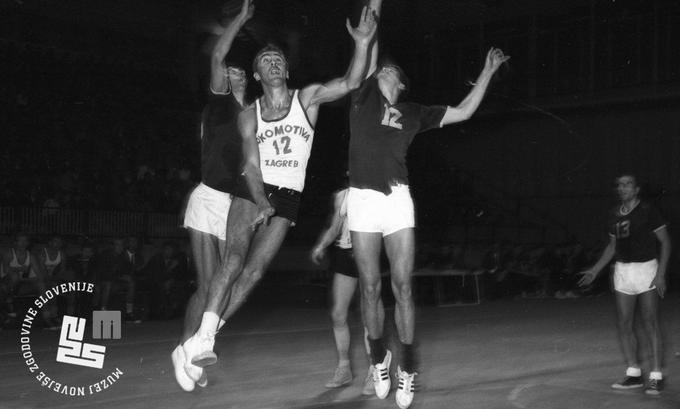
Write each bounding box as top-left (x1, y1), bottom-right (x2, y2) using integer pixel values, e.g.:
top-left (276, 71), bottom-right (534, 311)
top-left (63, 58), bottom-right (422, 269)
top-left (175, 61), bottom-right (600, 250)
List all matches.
top-left (346, 78), bottom-right (361, 91)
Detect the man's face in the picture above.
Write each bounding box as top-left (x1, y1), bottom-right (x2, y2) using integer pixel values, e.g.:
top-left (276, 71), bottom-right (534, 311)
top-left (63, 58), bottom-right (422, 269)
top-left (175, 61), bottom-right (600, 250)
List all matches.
top-left (82, 247), bottom-right (94, 259)
top-left (254, 52), bottom-right (288, 84)
top-left (616, 176), bottom-right (639, 202)
top-left (50, 237), bottom-right (63, 250)
top-left (227, 67), bottom-right (247, 92)
top-left (15, 235), bottom-right (29, 250)
top-left (376, 65), bottom-right (405, 93)
top-left (113, 240), bottom-right (125, 254)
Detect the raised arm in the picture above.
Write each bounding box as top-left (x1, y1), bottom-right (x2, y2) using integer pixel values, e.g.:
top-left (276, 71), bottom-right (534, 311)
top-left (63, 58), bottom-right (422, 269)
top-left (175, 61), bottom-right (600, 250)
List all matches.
top-left (237, 106), bottom-right (275, 228)
top-left (440, 47), bottom-right (509, 126)
top-left (210, 0), bottom-right (254, 94)
top-left (310, 190), bottom-right (348, 265)
top-left (578, 235), bottom-right (616, 287)
top-left (365, 0), bottom-right (383, 78)
top-left (300, 5), bottom-right (378, 111)
top-left (651, 226), bottom-right (671, 297)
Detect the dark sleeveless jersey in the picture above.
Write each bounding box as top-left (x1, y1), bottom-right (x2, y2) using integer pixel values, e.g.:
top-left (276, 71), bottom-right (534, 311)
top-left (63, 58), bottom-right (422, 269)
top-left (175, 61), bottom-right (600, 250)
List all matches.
top-left (608, 201), bottom-right (666, 263)
top-left (200, 92), bottom-right (243, 193)
top-left (349, 76), bottom-right (446, 194)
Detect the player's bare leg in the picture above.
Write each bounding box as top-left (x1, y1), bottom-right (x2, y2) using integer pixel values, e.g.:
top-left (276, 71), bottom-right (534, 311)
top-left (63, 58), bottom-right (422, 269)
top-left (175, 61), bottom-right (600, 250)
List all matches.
top-left (325, 273), bottom-right (358, 388)
top-left (186, 197), bottom-right (291, 368)
top-left (384, 227), bottom-right (417, 409)
top-left (611, 292), bottom-right (644, 389)
top-left (352, 231), bottom-right (391, 399)
top-left (176, 228), bottom-right (225, 387)
top-left (639, 289), bottom-right (664, 394)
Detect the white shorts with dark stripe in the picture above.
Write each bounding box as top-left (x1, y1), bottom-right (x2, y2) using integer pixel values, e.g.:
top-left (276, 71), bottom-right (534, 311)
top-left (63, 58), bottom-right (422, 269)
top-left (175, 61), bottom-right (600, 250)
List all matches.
top-left (613, 259), bottom-right (658, 295)
top-left (183, 183), bottom-right (232, 240)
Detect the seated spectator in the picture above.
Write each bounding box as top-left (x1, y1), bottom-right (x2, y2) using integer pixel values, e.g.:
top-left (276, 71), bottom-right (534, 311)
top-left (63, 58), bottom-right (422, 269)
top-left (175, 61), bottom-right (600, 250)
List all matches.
top-left (145, 241), bottom-right (189, 319)
top-left (40, 234), bottom-right (77, 319)
top-left (1, 232), bottom-right (49, 327)
top-left (69, 241), bottom-right (100, 315)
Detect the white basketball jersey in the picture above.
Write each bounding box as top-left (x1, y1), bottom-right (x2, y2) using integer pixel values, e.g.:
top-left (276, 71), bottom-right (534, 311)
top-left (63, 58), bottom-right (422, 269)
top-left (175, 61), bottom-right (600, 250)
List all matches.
top-left (255, 90), bottom-right (315, 192)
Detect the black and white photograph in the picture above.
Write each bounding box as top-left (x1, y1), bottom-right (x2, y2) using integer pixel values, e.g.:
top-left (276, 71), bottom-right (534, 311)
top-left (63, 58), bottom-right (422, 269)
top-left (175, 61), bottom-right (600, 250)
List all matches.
top-left (0, 0), bottom-right (679, 408)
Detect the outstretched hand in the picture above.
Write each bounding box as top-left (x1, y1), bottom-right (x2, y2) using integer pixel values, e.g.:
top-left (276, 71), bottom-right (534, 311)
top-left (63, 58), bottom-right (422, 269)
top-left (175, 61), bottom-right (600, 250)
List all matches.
top-left (237, 0), bottom-right (255, 24)
top-left (346, 5), bottom-right (378, 45)
top-left (484, 47), bottom-right (510, 73)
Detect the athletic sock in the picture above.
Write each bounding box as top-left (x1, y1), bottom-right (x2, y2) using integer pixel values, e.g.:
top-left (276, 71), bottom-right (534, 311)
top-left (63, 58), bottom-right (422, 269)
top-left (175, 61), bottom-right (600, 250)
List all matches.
top-left (198, 312), bottom-right (220, 338)
top-left (338, 359), bottom-right (350, 368)
top-left (401, 342), bottom-right (415, 373)
top-left (626, 366), bottom-right (641, 377)
top-left (649, 371), bottom-right (663, 380)
top-left (369, 337), bottom-right (386, 365)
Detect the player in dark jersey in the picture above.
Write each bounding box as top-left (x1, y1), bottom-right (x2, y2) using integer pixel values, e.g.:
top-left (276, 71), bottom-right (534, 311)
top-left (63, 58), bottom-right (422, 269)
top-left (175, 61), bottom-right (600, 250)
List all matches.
top-left (310, 184), bottom-right (385, 394)
top-left (579, 174), bottom-right (671, 395)
top-left (172, 0), bottom-right (253, 392)
top-left (348, 1), bottom-right (508, 407)
top-left (182, 5), bottom-right (378, 377)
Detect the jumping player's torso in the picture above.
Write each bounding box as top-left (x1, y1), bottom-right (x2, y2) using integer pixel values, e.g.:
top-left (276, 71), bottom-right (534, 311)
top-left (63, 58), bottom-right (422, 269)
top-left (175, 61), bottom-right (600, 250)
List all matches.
top-left (256, 90), bottom-right (315, 192)
top-left (349, 76), bottom-right (446, 194)
top-left (609, 201), bottom-right (666, 263)
top-left (201, 91), bottom-right (244, 193)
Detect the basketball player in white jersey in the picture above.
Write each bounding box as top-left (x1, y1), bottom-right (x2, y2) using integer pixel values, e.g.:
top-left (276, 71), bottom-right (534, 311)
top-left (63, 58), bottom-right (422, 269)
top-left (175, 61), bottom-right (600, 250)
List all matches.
top-left (183, 6), bottom-right (378, 371)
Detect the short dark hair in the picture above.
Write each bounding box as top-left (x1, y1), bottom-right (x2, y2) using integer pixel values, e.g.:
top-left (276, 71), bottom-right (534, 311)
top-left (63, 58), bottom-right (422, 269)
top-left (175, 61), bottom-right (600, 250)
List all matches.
top-left (224, 62), bottom-right (245, 72)
top-left (252, 44), bottom-right (288, 74)
top-left (615, 172), bottom-right (639, 187)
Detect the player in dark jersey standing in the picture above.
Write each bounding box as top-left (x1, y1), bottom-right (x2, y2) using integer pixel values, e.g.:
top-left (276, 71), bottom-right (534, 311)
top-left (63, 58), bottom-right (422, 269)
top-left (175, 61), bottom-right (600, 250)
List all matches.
top-left (579, 174), bottom-right (671, 395)
top-left (171, 0), bottom-right (253, 392)
top-left (182, 5), bottom-right (378, 375)
top-left (348, 1), bottom-right (508, 407)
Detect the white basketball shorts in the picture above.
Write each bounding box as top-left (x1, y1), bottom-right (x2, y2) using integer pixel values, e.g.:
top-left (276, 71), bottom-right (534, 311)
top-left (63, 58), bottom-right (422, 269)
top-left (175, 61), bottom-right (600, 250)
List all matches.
top-left (347, 184), bottom-right (415, 236)
top-left (613, 259), bottom-right (658, 295)
top-left (183, 183), bottom-right (232, 240)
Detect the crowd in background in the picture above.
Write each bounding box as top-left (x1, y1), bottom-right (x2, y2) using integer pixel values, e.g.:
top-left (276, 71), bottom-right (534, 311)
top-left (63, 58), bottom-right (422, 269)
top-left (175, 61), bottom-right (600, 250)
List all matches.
top-left (0, 228), bottom-right (613, 329)
top-left (418, 241), bottom-right (608, 301)
top-left (0, 232), bottom-right (193, 329)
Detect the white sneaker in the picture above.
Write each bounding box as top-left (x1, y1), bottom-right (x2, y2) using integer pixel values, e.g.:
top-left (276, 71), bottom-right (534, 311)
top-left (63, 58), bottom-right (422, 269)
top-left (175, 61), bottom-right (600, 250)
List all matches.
top-left (171, 346), bottom-right (195, 392)
top-left (373, 350), bottom-right (391, 399)
top-left (184, 332), bottom-right (217, 368)
top-left (324, 365), bottom-right (352, 388)
top-left (395, 365), bottom-right (416, 409)
top-left (362, 365), bottom-right (375, 396)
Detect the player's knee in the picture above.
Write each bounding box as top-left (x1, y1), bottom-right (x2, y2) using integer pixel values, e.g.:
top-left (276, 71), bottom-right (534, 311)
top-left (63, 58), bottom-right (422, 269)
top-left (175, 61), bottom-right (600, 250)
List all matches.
top-left (330, 308), bottom-right (348, 327)
top-left (391, 280), bottom-right (412, 303)
top-left (362, 282), bottom-right (381, 301)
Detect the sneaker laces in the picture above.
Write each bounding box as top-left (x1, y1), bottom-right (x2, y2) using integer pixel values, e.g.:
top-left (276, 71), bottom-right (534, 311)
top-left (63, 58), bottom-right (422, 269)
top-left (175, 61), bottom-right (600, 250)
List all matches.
top-left (374, 365), bottom-right (389, 382)
top-left (398, 370), bottom-right (416, 393)
top-left (648, 378), bottom-right (659, 388)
